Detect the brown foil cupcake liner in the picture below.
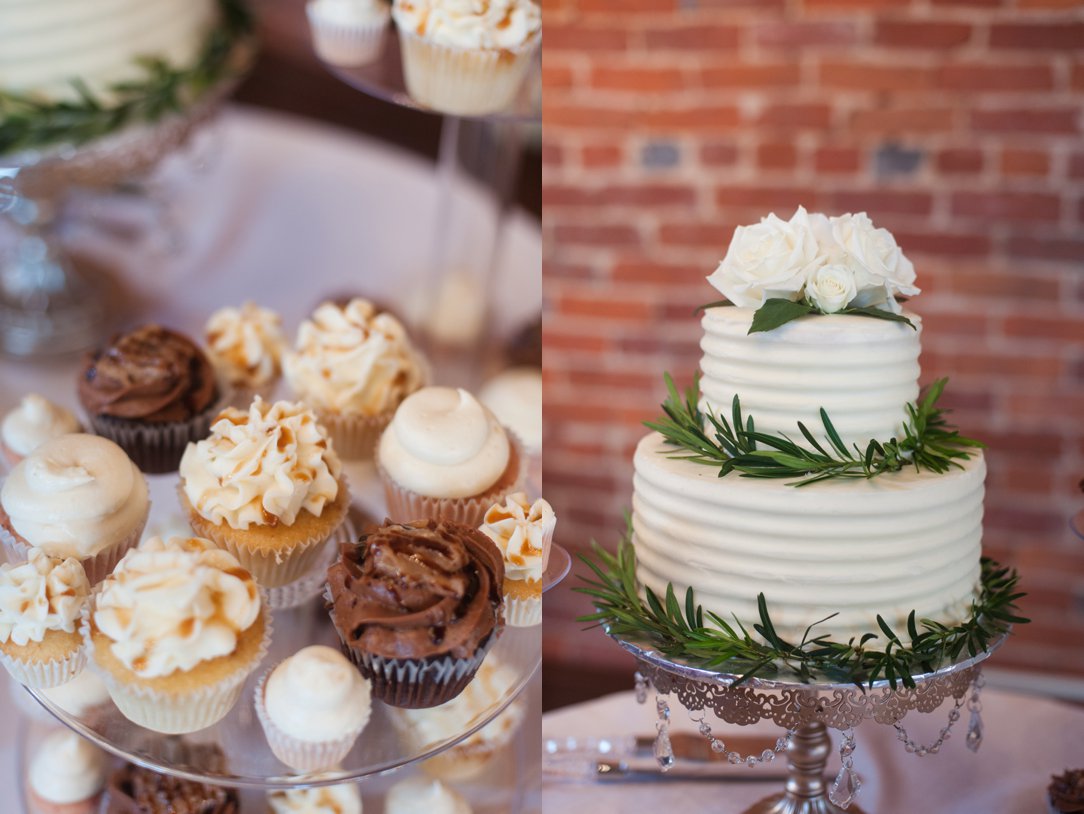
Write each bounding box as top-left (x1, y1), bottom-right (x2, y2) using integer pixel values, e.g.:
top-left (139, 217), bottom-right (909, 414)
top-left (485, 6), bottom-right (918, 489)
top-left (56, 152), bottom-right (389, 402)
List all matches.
top-left (86, 399), bottom-right (223, 475)
top-left (317, 408), bottom-right (393, 462)
top-left (0, 642), bottom-right (86, 689)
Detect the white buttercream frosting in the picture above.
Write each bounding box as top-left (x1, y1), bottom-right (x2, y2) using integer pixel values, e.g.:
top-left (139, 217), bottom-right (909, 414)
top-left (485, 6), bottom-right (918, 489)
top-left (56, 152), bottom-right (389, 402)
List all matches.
top-left (385, 777), bottom-right (472, 814)
top-left (93, 536), bottom-right (261, 679)
top-left (479, 492), bottom-right (552, 582)
top-left (269, 781), bottom-right (363, 814)
top-left (392, 0), bottom-right (540, 50)
top-left (204, 302), bottom-right (286, 388)
top-left (40, 668), bottom-right (110, 715)
top-left (479, 368), bottom-right (541, 453)
top-left (29, 730), bottom-right (107, 804)
top-left (283, 299), bottom-right (424, 416)
top-left (379, 387), bottom-right (510, 499)
top-left (1, 394), bottom-right (81, 457)
top-left (179, 399), bottom-right (342, 531)
top-left (264, 645), bottom-right (371, 742)
top-left (309, 0), bottom-right (389, 25)
top-left (0, 434), bottom-right (149, 559)
top-left (0, 549), bottom-right (89, 646)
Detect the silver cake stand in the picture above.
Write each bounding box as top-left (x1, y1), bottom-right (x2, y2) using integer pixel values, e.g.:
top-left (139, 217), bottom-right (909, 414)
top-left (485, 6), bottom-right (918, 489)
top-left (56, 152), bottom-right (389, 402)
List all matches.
top-left (608, 628), bottom-right (1008, 814)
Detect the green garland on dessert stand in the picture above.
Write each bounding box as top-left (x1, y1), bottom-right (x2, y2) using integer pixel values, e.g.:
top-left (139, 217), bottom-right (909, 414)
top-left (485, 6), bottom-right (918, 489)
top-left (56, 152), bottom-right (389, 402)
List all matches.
top-left (0, 0), bottom-right (255, 154)
top-left (576, 524), bottom-right (1027, 690)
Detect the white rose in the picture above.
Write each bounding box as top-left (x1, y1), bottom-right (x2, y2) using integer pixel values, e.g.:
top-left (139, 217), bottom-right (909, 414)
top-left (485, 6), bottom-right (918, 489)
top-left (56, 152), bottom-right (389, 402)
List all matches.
top-left (806, 264), bottom-right (858, 314)
top-left (828, 213), bottom-right (920, 313)
top-left (708, 206), bottom-right (828, 308)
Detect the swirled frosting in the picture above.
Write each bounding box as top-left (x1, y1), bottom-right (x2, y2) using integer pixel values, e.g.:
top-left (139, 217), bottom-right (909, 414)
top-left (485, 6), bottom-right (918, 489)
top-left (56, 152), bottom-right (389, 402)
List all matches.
top-left (327, 520), bottom-right (503, 661)
top-left (78, 325), bottom-right (218, 423)
top-left (392, 0), bottom-right (540, 50)
top-left (479, 492), bottom-right (553, 582)
top-left (283, 299), bottom-right (424, 416)
top-left (0, 549), bottom-right (89, 646)
top-left (385, 777), bottom-right (472, 814)
top-left (204, 302), bottom-right (286, 388)
top-left (93, 536), bottom-right (261, 679)
top-left (179, 399), bottom-right (342, 531)
top-left (29, 730), bottom-right (107, 805)
top-left (379, 387), bottom-right (510, 499)
top-left (268, 781), bottom-right (363, 814)
top-left (1, 394), bottom-right (81, 457)
top-left (265, 645), bottom-right (371, 742)
top-left (0, 434), bottom-right (149, 558)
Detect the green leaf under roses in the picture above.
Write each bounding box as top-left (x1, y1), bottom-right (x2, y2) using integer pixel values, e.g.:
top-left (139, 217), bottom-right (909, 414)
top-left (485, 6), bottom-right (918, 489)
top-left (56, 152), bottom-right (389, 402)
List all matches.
top-left (841, 305), bottom-right (917, 330)
top-left (748, 298), bottom-right (814, 334)
top-left (694, 299), bottom-right (734, 316)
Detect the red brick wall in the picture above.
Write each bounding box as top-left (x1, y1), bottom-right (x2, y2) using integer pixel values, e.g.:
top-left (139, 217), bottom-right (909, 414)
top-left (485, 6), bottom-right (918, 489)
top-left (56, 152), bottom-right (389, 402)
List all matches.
top-left (542, 0), bottom-right (1084, 684)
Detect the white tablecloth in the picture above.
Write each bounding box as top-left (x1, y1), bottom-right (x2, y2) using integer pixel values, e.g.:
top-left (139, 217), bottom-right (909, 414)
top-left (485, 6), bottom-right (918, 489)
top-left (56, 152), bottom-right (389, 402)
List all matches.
top-left (542, 688), bottom-right (1084, 813)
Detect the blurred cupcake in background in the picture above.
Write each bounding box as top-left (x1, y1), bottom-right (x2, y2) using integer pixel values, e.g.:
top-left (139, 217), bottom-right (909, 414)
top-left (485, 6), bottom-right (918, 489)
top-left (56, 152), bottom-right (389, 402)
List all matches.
top-left (478, 492), bottom-right (552, 627)
top-left (204, 302), bottom-right (286, 408)
top-left (307, 0), bottom-right (390, 66)
top-left (26, 730), bottom-right (108, 814)
top-left (385, 776), bottom-right (472, 814)
top-left (268, 776), bottom-right (363, 814)
top-left (104, 758), bottom-right (239, 813)
top-left (1, 394), bottom-right (81, 468)
top-left (480, 368), bottom-right (541, 496)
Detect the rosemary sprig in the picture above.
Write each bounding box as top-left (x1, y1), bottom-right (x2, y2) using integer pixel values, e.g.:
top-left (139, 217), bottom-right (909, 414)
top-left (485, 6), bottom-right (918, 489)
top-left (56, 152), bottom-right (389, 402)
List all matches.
top-left (576, 524), bottom-right (1027, 689)
top-left (0, 0), bottom-right (254, 154)
top-left (645, 373), bottom-right (983, 487)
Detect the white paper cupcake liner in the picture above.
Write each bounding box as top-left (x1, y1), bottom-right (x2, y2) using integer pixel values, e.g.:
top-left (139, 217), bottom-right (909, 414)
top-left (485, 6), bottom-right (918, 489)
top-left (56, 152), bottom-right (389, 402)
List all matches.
top-left (0, 641), bottom-right (86, 689)
top-left (264, 513), bottom-right (355, 610)
top-left (396, 27), bottom-right (539, 116)
top-left (252, 666), bottom-right (364, 771)
top-left (317, 408), bottom-right (393, 462)
top-left (307, 3), bottom-right (389, 66)
top-left (503, 592), bottom-right (541, 628)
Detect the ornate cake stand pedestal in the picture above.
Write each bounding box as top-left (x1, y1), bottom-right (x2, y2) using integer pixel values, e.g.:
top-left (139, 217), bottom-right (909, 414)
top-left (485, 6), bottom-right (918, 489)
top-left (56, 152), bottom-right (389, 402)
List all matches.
top-left (611, 631), bottom-right (1007, 814)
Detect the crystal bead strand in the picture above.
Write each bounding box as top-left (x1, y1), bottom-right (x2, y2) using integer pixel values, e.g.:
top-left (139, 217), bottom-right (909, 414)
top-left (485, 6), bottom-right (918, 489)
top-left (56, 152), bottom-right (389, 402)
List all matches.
top-left (686, 709), bottom-right (794, 767)
top-left (892, 693), bottom-right (966, 756)
top-left (965, 672), bottom-right (985, 753)
top-left (634, 671), bottom-right (649, 705)
top-left (653, 689), bottom-right (674, 770)
top-left (828, 728), bottom-right (861, 809)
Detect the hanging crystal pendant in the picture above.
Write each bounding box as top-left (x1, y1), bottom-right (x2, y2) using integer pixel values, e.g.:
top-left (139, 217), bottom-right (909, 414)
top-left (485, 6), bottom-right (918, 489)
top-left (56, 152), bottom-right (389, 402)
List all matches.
top-left (634, 671), bottom-right (649, 705)
top-left (966, 708), bottom-right (983, 753)
top-left (654, 692), bottom-right (674, 771)
top-left (829, 766), bottom-right (861, 809)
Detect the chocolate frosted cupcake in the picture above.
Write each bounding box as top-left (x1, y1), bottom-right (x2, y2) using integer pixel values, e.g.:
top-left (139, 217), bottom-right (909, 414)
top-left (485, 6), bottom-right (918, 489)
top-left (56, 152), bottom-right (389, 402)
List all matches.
top-left (327, 519), bottom-right (504, 708)
top-left (79, 325), bottom-right (220, 474)
top-left (104, 760), bottom-right (239, 814)
top-left (1050, 769), bottom-right (1084, 813)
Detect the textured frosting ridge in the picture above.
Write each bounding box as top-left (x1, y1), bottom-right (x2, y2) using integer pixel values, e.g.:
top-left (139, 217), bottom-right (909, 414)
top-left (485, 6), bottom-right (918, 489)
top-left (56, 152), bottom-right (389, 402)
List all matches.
top-left (0, 549), bottom-right (89, 646)
top-left (0, 434), bottom-right (149, 558)
top-left (94, 536), bottom-right (261, 679)
top-left (392, 0), bottom-right (541, 50)
top-left (283, 299), bottom-right (423, 416)
top-left (268, 782), bottom-right (363, 814)
top-left (385, 777), bottom-right (472, 814)
top-left (179, 399), bottom-right (342, 531)
top-left (379, 387), bottom-right (510, 499)
top-left (479, 492), bottom-right (553, 582)
top-left (265, 645), bottom-right (371, 742)
top-left (1, 394), bottom-right (80, 457)
top-left (29, 730), bottom-right (107, 805)
top-left (205, 302), bottom-right (286, 388)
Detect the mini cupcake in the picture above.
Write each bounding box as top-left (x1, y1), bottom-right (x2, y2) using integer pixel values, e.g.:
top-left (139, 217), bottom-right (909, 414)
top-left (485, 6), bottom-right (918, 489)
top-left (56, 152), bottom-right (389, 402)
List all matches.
top-left (385, 777), bottom-right (472, 814)
top-left (1049, 769), bottom-right (1084, 814)
top-left (0, 549), bottom-right (89, 689)
top-left (78, 324), bottom-right (220, 474)
top-left (392, 656), bottom-right (525, 780)
top-left (307, 0), bottom-right (390, 66)
top-left (179, 398), bottom-right (350, 588)
top-left (284, 298), bottom-right (425, 460)
top-left (478, 492), bottom-right (552, 627)
top-left (0, 434), bottom-right (150, 582)
top-left (377, 387), bottom-right (524, 528)
top-left (391, 0), bottom-right (540, 116)
top-left (479, 368), bottom-right (541, 496)
top-left (254, 645), bottom-right (372, 772)
top-left (204, 302), bottom-right (287, 408)
top-left (1, 394), bottom-right (81, 468)
top-left (85, 536), bottom-right (268, 734)
top-left (327, 519), bottom-right (504, 708)
top-left (26, 730), bottom-right (108, 814)
top-left (104, 760), bottom-right (240, 813)
top-left (268, 777), bottom-right (363, 814)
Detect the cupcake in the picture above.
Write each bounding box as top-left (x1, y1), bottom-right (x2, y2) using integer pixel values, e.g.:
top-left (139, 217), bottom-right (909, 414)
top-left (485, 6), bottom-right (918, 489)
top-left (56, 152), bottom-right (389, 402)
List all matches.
top-left (1, 394), bottom-right (81, 468)
top-left (283, 298), bottom-right (424, 460)
top-left (268, 778), bottom-right (363, 814)
top-left (78, 324), bottom-right (220, 474)
top-left (326, 519), bottom-right (504, 708)
top-left (479, 368), bottom-right (541, 496)
top-left (178, 398), bottom-right (350, 588)
top-left (85, 536), bottom-right (268, 734)
top-left (0, 434), bottom-right (150, 582)
top-left (391, 0), bottom-right (540, 116)
top-left (393, 656), bottom-right (525, 780)
top-left (307, 0), bottom-right (390, 66)
top-left (378, 387), bottom-right (524, 528)
top-left (1049, 769), bottom-right (1084, 813)
top-left (0, 549), bottom-right (89, 689)
top-left (204, 302), bottom-right (286, 407)
top-left (26, 730), bottom-right (108, 814)
top-left (385, 777), bottom-right (472, 814)
top-left (254, 645), bottom-right (372, 772)
top-left (104, 760), bottom-right (240, 813)
top-left (478, 492), bottom-right (552, 627)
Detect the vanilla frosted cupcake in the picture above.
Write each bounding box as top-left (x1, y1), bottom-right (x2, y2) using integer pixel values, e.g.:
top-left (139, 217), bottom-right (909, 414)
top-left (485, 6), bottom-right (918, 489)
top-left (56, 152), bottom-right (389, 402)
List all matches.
top-left (385, 777), bottom-right (472, 814)
top-left (479, 492), bottom-right (552, 627)
top-left (1, 394), bottom-right (81, 467)
top-left (178, 399), bottom-right (350, 588)
top-left (255, 645), bottom-right (372, 772)
top-left (392, 0), bottom-right (541, 116)
top-left (308, 0), bottom-right (390, 66)
top-left (479, 368), bottom-right (541, 496)
top-left (377, 387), bottom-right (524, 527)
top-left (0, 434), bottom-right (149, 583)
top-left (86, 536), bottom-right (268, 734)
top-left (269, 778), bottom-right (363, 814)
top-left (284, 298), bottom-right (424, 460)
top-left (26, 730), bottom-right (108, 814)
top-left (0, 549), bottom-right (89, 689)
top-left (204, 302), bottom-right (286, 406)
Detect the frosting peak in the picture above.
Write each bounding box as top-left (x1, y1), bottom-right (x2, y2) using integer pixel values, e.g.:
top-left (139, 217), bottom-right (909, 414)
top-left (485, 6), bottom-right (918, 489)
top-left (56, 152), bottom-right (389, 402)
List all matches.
top-left (205, 302), bottom-right (286, 388)
top-left (268, 781), bottom-right (362, 814)
top-left (29, 730), bottom-right (107, 805)
top-left (479, 492), bottom-right (554, 581)
top-left (0, 549), bottom-right (89, 646)
top-left (1, 394), bottom-right (81, 457)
